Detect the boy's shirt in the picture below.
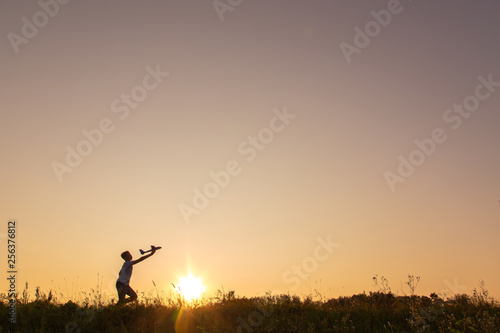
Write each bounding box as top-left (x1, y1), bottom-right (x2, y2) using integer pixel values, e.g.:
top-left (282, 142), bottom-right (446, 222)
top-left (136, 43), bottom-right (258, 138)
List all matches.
top-left (117, 260), bottom-right (136, 285)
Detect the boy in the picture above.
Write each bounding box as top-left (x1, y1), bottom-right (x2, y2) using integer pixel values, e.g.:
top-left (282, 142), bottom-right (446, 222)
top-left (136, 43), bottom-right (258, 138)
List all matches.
top-left (116, 245), bottom-right (156, 304)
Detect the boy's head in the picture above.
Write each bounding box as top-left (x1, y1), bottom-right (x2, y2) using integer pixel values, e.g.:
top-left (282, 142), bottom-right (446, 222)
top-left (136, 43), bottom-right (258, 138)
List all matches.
top-left (121, 251), bottom-right (132, 261)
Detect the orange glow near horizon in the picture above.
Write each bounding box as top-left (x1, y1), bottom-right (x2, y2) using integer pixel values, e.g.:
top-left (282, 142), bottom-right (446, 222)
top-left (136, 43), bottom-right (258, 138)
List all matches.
top-left (176, 274), bottom-right (205, 301)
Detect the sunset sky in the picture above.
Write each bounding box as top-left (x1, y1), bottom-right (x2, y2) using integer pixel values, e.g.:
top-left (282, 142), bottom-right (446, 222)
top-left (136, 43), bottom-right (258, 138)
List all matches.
top-left (1, 0), bottom-right (499, 301)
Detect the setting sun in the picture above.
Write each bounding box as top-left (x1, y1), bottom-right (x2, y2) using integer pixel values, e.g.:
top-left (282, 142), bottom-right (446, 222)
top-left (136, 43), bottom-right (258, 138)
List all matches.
top-left (176, 274), bottom-right (205, 301)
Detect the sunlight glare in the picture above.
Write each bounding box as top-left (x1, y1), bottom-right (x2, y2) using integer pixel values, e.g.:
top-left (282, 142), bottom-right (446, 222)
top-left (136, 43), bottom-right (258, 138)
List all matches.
top-left (177, 273), bottom-right (205, 301)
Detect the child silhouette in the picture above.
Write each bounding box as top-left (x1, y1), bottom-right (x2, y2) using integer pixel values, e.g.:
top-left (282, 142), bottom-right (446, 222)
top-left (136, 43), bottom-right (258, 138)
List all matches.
top-left (116, 245), bottom-right (156, 304)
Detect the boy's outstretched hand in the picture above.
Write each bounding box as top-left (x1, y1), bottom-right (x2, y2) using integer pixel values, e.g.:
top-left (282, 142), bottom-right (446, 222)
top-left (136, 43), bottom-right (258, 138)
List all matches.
top-left (133, 245), bottom-right (158, 265)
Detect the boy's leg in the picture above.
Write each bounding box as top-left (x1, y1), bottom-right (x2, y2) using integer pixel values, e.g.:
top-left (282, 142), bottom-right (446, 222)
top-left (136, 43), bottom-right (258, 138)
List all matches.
top-left (116, 282), bottom-right (127, 304)
top-left (125, 285), bottom-right (138, 303)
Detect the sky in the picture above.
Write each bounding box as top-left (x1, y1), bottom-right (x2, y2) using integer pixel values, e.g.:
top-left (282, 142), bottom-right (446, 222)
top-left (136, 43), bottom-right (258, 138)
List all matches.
top-left (1, 0), bottom-right (499, 302)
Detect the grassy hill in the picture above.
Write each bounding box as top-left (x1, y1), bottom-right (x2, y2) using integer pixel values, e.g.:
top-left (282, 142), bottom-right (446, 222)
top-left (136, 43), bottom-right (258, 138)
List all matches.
top-left (1, 282), bottom-right (499, 332)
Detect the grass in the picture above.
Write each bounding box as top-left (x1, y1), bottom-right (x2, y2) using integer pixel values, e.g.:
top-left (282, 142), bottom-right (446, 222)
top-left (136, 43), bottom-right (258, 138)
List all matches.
top-left (1, 277), bottom-right (499, 332)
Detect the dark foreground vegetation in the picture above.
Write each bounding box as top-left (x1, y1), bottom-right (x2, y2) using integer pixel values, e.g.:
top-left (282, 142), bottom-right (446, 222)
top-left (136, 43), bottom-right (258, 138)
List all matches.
top-left (1, 281), bottom-right (499, 332)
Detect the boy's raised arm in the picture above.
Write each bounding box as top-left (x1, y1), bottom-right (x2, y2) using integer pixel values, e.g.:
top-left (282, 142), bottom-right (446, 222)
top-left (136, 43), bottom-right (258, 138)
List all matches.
top-left (132, 246), bottom-right (156, 265)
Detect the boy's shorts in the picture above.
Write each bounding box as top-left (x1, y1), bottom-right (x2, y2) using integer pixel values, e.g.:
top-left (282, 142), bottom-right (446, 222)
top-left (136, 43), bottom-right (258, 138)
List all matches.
top-left (116, 281), bottom-right (137, 301)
